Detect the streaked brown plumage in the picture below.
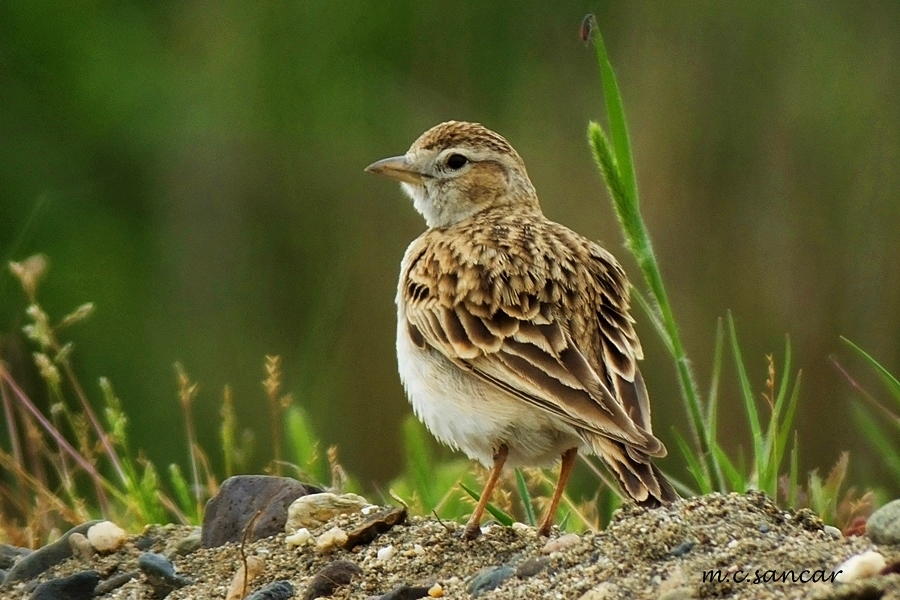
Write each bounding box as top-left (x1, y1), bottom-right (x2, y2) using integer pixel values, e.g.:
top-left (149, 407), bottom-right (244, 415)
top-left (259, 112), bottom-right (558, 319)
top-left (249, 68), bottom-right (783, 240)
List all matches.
top-left (366, 121), bottom-right (676, 539)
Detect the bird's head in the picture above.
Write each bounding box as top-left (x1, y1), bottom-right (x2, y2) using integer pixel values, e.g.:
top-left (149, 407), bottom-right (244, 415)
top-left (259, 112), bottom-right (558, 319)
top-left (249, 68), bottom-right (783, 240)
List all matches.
top-left (365, 121), bottom-right (540, 228)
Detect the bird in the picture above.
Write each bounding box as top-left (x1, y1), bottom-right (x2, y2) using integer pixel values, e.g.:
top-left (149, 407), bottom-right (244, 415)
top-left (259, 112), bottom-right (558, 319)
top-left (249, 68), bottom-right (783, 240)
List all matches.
top-left (365, 121), bottom-right (677, 540)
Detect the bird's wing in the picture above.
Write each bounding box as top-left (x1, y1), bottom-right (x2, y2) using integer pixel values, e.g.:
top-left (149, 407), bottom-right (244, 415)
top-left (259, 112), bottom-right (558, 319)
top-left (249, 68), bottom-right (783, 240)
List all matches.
top-left (400, 219), bottom-right (664, 457)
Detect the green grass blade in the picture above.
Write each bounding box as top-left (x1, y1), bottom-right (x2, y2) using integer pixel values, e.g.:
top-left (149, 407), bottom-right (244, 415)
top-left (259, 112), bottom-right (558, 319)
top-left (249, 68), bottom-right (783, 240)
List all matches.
top-left (712, 444), bottom-right (744, 492)
top-left (632, 289), bottom-right (674, 354)
top-left (586, 15), bottom-right (716, 490)
top-left (673, 430), bottom-right (710, 495)
top-left (727, 312), bottom-right (763, 483)
top-left (841, 336), bottom-right (900, 404)
top-left (285, 405), bottom-right (326, 485)
top-left (514, 468), bottom-right (536, 526)
top-left (852, 405), bottom-right (900, 482)
top-left (459, 482), bottom-right (514, 527)
top-left (589, 18), bottom-right (638, 208)
top-left (706, 317), bottom-right (726, 491)
top-left (402, 416), bottom-right (438, 510)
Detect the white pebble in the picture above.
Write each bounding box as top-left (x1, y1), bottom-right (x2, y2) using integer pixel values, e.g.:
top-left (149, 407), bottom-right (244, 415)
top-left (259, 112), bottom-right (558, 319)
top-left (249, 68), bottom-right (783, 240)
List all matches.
top-left (413, 544), bottom-right (425, 556)
top-left (86, 521), bottom-right (127, 553)
top-left (511, 522), bottom-right (532, 534)
top-left (823, 525), bottom-right (842, 539)
top-left (285, 528), bottom-right (312, 547)
top-left (315, 526), bottom-right (348, 552)
top-left (834, 550), bottom-right (886, 582)
top-left (376, 545), bottom-right (395, 561)
top-left (541, 533), bottom-right (581, 554)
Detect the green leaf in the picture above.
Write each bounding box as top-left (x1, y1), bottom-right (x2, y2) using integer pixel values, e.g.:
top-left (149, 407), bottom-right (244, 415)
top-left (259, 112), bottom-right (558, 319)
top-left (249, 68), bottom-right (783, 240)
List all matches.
top-left (841, 336), bottom-right (900, 404)
top-left (459, 482), bottom-right (514, 527)
top-left (727, 312), bottom-right (763, 483)
top-left (514, 468), bottom-right (536, 526)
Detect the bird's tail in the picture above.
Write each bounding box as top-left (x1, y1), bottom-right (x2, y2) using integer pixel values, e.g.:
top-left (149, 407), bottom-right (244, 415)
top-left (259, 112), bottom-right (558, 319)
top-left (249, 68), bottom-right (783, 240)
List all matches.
top-left (590, 438), bottom-right (679, 506)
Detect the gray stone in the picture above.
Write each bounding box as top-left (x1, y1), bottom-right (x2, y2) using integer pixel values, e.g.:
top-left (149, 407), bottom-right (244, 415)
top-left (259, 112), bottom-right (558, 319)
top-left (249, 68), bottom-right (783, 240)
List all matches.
top-left (867, 499), bottom-right (900, 545)
top-left (515, 556), bottom-right (549, 578)
top-left (304, 560), bottom-right (362, 599)
top-left (0, 543), bottom-right (31, 569)
top-left (247, 580), bottom-right (294, 600)
top-left (2, 520), bottom-right (100, 586)
top-left (377, 585), bottom-right (431, 599)
top-left (30, 570), bottom-right (100, 600)
top-left (138, 552), bottom-right (192, 597)
top-left (467, 565), bottom-right (515, 597)
top-left (202, 475), bottom-right (322, 548)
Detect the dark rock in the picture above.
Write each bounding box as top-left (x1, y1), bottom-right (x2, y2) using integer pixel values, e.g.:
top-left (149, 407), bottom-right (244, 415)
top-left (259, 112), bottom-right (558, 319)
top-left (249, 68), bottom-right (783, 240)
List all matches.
top-left (467, 565), bottom-right (515, 597)
top-left (868, 498), bottom-right (900, 545)
top-left (758, 523), bottom-right (770, 533)
top-left (246, 580), bottom-right (294, 600)
top-left (516, 556), bottom-right (549, 578)
top-left (30, 570), bottom-right (99, 600)
top-left (344, 506), bottom-right (408, 550)
top-left (94, 570), bottom-right (139, 595)
top-left (138, 552), bottom-right (192, 598)
top-left (135, 535), bottom-right (155, 551)
top-left (2, 521), bottom-right (101, 586)
top-left (0, 544), bottom-right (31, 569)
top-left (669, 539), bottom-right (696, 557)
top-left (305, 560), bottom-right (362, 599)
top-left (377, 585), bottom-right (431, 599)
top-left (202, 475), bottom-right (322, 548)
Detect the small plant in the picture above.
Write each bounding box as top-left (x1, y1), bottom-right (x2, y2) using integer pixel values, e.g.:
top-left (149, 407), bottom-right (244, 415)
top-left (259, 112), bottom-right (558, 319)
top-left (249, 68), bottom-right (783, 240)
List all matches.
top-left (582, 14), bottom-right (872, 520)
top-left (833, 338), bottom-right (900, 494)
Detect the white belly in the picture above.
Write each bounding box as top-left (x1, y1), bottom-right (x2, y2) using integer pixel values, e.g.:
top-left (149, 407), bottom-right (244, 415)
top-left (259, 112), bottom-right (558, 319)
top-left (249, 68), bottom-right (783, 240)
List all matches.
top-left (396, 314), bottom-right (585, 468)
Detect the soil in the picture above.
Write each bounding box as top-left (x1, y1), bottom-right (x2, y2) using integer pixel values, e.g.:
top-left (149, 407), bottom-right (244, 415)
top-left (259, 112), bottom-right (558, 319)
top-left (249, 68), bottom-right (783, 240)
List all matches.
top-left (4, 491), bottom-right (899, 599)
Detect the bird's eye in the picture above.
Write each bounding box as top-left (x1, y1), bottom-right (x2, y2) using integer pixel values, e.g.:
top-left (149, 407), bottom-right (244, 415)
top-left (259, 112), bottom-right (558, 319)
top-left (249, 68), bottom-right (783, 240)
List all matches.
top-left (445, 153), bottom-right (469, 170)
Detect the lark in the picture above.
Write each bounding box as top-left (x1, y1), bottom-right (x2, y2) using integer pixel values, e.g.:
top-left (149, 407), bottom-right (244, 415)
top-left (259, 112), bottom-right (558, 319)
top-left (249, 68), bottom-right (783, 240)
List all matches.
top-left (366, 121), bottom-right (677, 540)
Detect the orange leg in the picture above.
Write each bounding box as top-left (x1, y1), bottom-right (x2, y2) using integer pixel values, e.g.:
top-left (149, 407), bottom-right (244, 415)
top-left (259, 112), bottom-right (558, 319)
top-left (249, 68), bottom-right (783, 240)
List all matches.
top-left (538, 447), bottom-right (578, 536)
top-left (463, 444), bottom-right (509, 540)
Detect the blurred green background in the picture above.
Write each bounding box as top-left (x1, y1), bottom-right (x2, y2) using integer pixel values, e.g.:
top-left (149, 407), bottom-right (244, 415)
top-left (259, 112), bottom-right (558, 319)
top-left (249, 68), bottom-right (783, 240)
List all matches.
top-left (2, 2), bottom-right (898, 492)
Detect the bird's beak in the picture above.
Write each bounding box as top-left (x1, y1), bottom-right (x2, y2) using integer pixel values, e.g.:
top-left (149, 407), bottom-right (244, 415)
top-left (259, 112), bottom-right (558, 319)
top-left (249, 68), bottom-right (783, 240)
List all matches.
top-left (364, 155), bottom-right (428, 184)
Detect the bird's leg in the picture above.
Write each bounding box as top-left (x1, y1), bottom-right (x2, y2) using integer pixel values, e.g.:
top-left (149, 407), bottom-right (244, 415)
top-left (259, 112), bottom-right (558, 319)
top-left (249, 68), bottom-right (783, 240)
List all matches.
top-left (538, 447), bottom-right (578, 536)
top-left (463, 443), bottom-right (509, 540)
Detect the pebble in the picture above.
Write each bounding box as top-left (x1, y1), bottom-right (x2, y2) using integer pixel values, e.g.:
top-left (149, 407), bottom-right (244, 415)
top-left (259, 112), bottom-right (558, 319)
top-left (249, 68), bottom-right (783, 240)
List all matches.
top-left (867, 498), bottom-right (900, 545)
top-left (202, 475), bottom-right (322, 548)
top-left (344, 505), bottom-right (407, 550)
top-left (304, 560), bottom-right (362, 599)
top-left (467, 565), bottom-right (515, 596)
top-left (2, 520), bottom-right (100, 586)
top-left (87, 520), bottom-right (127, 553)
top-left (316, 527), bottom-right (349, 552)
top-left (834, 550), bottom-right (887, 582)
top-left (515, 556), bottom-right (549, 578)
top-left (138, 551), bottom-right (192, 595)
top-left (541, 533), bottom-right (581, 554)
top-left (246, 580), bottom-right (294, 600)
top-left (93, 570), bottom-right (138, 595)
top-left (669, 539), bottom-right (696, 557)
top-left (377, 545), bottom-right (396, 561)
top-left (67, 533), bottom-right (93, 561)
top-left (377, 585), bottom-right (431, 599)
top-left (172, 527), bottom-right (203, 556)
top-left (226, 555), bottom-right (265, 600)
top-left (0, 544), bottom-right (31, 569)
top-left (286, 527), bottom-right (312, 547)
top-left (823, 525), bottom-right (842, 539)
top-left (285, 492), bottom-right (371, 531)
top-left (30, 570), bottom-right (100, 600)
top-left (428, 582), bottom-right (444, 597)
